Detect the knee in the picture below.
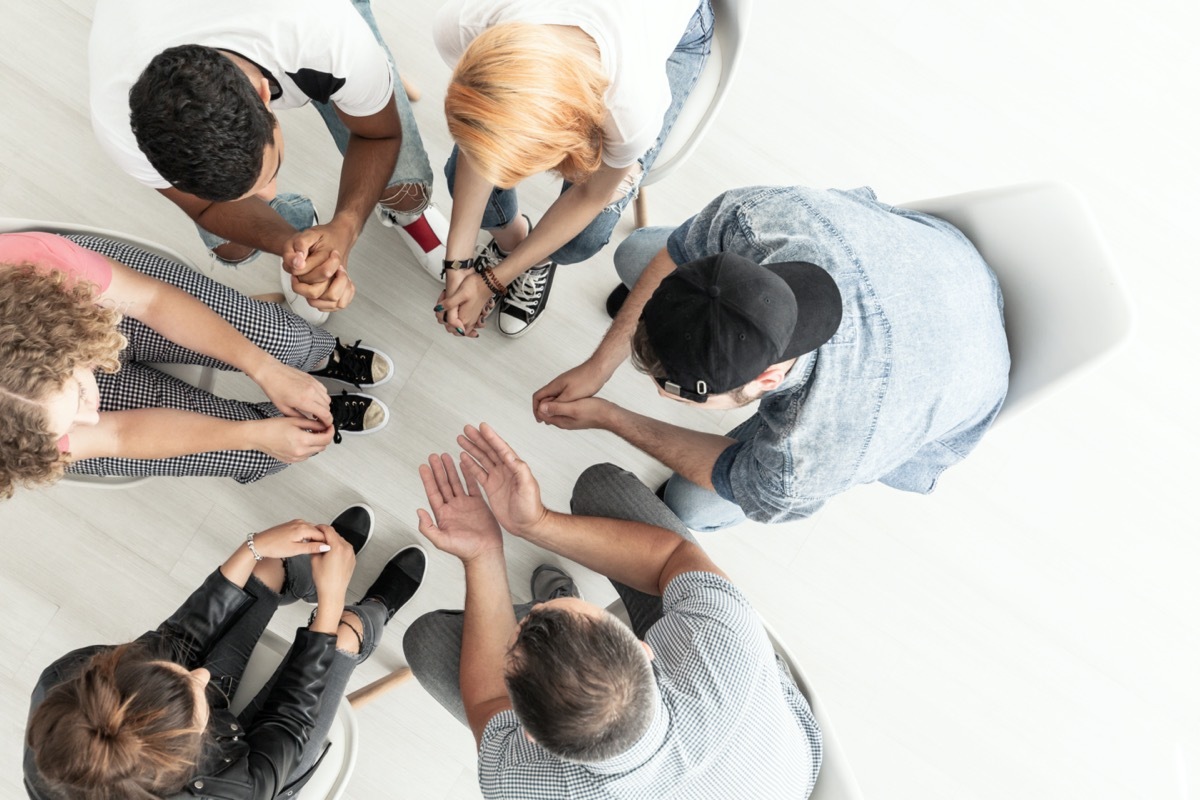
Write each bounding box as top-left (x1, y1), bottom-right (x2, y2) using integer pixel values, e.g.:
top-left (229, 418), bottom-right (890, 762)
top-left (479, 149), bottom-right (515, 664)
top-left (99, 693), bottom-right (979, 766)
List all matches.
top-left (402, 610), bottom-right (462, 677)
top-left (569, 462), bottom-right (639, 515)
top-left (613, 228), bottom-right (668, 288)
top-left (662, 481), bottom-right (746, 532)
top-left (552, 211), bottom-right (620, 265)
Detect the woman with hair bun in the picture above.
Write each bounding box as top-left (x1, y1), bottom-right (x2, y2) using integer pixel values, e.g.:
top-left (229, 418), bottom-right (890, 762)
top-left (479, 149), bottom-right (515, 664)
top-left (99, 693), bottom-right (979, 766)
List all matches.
top-left (24, 508), bottom-right (427, 800)
top-left (0, 231), bottom-right (394, 498)
top-left (433, 0), bottom-right (714, 338)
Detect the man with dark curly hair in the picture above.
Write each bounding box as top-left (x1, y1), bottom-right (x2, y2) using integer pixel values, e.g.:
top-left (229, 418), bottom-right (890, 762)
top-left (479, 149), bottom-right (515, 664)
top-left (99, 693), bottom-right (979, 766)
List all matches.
top-left (89, 0), bottom-right (449, 324)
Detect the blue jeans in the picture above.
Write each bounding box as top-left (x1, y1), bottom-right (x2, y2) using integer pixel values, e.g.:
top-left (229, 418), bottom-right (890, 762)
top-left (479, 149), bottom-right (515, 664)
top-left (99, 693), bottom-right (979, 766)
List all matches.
top-left (443, 0), bottom-right (714, 265)
top-left (199, 0), bottom-right (433, 265)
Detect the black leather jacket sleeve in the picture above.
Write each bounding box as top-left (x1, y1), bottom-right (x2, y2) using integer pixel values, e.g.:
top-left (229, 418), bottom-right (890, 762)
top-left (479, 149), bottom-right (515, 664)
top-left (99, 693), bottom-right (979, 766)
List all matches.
top-left (158, 568), bottom-right (255, 668)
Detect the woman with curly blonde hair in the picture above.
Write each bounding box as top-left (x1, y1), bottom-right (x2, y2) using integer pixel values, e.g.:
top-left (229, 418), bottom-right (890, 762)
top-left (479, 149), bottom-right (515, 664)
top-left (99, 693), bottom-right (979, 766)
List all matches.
top-left (0, 231), bottom-right (395, 498)
top-left (433, 0), bottom-right (714, 338)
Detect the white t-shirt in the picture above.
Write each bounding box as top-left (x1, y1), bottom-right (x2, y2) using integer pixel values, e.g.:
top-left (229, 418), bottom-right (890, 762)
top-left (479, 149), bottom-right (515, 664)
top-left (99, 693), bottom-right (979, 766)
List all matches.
top-left (89, 0), bottom-right (395, 189)
top-left (434, 0), bottom-right (701, 169)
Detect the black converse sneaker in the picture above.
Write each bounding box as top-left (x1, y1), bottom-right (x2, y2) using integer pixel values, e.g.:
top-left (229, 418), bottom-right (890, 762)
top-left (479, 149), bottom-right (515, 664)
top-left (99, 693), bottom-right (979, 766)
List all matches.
top-left (362, 545), bottom-right (427, 620)
top-left (498, 260), bottom-right (557, 336)
top-left (530, 564), bottom-right (581, 602)
top-left (309, 338), bottom-right (394, 389)
top-left (329, 391), bottom-right (390, 444)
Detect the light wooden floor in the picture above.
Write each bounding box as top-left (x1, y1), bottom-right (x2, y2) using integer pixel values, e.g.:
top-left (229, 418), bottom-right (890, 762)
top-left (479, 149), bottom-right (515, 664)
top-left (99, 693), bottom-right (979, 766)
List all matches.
top-left (2, 1), bottom-right (1198, 798)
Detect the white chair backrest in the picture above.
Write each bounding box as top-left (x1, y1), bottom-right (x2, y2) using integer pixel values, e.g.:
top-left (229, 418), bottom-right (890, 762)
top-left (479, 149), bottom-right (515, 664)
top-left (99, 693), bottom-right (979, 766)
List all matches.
top-left (759, 619), bottom-right (866, 800)
top-left (1, 219), bottom-right (217, 488)
top-left (643, 0), bottom-right (753, 187)
top-left (230, 629), bottom-right (359, 800)
top-left (903, 183), bottom-right (1134, 422)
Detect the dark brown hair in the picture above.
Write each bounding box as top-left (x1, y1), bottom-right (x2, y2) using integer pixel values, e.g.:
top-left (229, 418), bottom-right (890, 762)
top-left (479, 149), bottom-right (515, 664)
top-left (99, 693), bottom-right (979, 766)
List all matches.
top-left (26, 643), bottom-right (206, 800)
top-left (629, 320), bottom-right (668, 380)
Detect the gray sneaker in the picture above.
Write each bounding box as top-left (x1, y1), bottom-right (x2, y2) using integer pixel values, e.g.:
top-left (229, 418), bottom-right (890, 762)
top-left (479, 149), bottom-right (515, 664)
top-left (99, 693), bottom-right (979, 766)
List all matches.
top-left (530, 564), bottom-right (581, 602)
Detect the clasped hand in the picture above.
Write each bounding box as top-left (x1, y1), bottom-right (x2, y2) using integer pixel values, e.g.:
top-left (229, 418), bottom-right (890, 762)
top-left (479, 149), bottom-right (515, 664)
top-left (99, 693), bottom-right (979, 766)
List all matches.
top-left (283, 219), bottom-right (358, 311)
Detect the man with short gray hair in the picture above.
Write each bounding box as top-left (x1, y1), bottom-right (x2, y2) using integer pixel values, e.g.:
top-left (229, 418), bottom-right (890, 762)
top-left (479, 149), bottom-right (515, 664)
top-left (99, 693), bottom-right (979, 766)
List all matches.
top-left (403, 423), bottom-right (822, 799)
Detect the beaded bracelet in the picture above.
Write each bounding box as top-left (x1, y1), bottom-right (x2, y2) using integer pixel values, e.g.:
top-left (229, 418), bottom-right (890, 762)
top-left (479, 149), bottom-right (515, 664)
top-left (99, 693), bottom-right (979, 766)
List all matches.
top-left (478, 265), bottom-right (507, 296)
top-left (245, 531), bottom-right (264, 562)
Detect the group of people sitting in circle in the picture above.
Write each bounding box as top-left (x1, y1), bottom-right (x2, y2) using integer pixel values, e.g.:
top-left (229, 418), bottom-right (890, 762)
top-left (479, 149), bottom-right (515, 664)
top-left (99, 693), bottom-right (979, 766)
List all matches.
top-left (7, 0), bottom-right (1012, 798)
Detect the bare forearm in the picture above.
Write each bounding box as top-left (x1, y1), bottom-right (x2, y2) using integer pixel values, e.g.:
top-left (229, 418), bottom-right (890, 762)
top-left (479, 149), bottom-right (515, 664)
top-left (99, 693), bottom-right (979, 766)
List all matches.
top-left (592, 247), bottom-right (679, 373)
top-left (74, 409), bottom-right (264, 461)
top-left (191, 197), bottom-right (298, 255)
top-left (134, 283), bottom-right (274, 380)
top-left (602, 405), bottom-right (735, 491)
top-left (461, 549), bottom-right (517, 746)
top-left (493, 182), bottom-right (613, 282)
top-left (334, 133), bottom-right (400, 237)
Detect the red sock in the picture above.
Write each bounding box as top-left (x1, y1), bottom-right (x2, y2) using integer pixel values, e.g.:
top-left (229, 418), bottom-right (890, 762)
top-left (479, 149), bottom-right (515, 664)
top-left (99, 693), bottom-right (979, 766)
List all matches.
top-left (401, 215), bottom-right (442, 253)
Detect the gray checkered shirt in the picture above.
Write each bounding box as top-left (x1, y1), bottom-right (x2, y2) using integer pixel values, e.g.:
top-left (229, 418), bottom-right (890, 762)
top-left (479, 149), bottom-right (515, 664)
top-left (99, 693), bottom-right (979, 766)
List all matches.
top-left (478, 572), bottom-right (823, 799)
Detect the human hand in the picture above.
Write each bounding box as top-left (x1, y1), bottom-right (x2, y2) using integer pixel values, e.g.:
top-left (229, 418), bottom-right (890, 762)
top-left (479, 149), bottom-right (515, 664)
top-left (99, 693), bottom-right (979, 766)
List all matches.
top-left (534, 397), bottom-right (618, 432)
top-left (254, 361), bottom-right (333, 426)
top-left (456, 423), bottom-right (547, 538)
top-left (310, 523), bottom-right (356, 599)
top-left (252, 416), bottom-right (334, 462)
top-left (416, 453), bottom-right (503, 562)
top-left (283, 219), bottom-right (358, 310)
top-left (532, 360), bottom-right (611, 423)
top-left (248, 519), bottom-right (333, 559)
top-left (437, 271), bottom-right (492, 338)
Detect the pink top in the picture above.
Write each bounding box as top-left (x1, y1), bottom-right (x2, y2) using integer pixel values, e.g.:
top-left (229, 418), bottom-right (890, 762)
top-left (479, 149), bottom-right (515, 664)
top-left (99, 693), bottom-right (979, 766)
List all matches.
top-left (0, 232), bottom-right (116, 453)
top-left (0, 231), bottom-right (114, 292)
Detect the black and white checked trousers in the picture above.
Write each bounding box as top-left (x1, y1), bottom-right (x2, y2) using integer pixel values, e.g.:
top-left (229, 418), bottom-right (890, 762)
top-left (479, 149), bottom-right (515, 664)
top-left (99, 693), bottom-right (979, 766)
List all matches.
top-left (65, 235), bottom-right (336, 483)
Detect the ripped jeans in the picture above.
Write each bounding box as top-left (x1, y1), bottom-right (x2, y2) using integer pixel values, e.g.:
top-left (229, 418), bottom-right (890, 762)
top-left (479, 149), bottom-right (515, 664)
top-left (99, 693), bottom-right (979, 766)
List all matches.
top-left (443, 0), bottom-right (714, 265)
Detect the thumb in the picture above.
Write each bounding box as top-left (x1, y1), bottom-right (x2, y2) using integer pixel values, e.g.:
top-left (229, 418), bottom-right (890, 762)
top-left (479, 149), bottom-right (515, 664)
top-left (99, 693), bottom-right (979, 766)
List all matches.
top-left (416, 509), bottom-right (441, 541)
top-left (285, 231), bottom-right (317, 274)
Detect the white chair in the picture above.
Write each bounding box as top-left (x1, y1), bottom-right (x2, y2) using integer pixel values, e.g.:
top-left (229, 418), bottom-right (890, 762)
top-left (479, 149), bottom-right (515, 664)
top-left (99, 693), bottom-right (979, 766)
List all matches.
top-left (634, 0), bottom-right (753, 228)
top-left (903, 182), bottom-right (1134, 423)
top-left (1, 218), bottom-right (217, 488)
top-left (606, 599), bottom-right (863, 799)
top-left (230, 629), bottom-right (414, 799)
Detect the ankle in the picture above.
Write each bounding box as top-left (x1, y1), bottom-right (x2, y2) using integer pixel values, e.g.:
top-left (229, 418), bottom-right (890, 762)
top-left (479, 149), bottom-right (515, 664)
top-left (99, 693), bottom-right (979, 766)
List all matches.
top-left (490, 214), bottom-right (529, 253)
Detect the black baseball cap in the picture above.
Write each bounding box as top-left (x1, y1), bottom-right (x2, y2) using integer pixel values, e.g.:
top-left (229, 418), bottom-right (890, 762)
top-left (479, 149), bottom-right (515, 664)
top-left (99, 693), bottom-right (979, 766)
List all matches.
top-left (641, 253), bottom-right (842, 401)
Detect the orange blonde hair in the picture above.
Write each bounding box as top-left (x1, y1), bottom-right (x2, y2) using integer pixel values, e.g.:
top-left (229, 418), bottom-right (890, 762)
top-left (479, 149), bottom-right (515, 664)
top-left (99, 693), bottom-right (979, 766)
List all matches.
top-left (0, 264), bottom-right (125, 498)
top-left (446, 23), bottom-right (610, 188)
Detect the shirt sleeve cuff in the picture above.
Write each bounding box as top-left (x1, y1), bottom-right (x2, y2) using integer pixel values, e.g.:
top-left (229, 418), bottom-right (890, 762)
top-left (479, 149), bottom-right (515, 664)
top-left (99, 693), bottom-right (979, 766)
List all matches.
top-left (711, 441), bottom-right (744, 503)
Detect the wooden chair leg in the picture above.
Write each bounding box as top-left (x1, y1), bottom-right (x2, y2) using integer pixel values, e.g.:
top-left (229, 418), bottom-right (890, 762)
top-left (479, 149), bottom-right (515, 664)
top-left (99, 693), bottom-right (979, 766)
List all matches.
top-left (346, 666), bottom-right (413, 708)
top-left (400, 75), bottom-right (421, 103)
top-left (634, 188), bottom-right (649, 229)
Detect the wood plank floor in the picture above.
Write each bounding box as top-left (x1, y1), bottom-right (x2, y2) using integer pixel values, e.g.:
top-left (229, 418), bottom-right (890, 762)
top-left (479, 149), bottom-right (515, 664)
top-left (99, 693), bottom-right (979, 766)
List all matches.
top-left (1, 1), bottom-right (1197, 798)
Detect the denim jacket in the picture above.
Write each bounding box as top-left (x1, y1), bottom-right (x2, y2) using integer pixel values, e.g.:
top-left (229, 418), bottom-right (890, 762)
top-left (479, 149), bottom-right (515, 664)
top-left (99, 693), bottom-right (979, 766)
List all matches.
top-left (667, 186), bottom-right (1010, 523)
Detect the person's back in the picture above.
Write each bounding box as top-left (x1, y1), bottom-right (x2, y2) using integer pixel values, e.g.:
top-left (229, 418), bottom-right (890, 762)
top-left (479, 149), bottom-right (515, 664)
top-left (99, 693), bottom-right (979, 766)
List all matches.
top-left (723, 185), bottom-right (1009, 496)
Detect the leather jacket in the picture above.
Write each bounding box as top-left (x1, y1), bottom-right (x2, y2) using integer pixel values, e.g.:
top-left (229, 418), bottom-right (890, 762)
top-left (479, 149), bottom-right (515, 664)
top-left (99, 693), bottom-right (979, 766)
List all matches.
top-left (24, 569), bottom-right (337, 800)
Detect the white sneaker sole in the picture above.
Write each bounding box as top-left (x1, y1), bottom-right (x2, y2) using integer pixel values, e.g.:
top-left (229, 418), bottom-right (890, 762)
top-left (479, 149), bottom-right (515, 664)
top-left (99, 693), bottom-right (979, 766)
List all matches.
top-left (280, 263), bottom-right (330, 326)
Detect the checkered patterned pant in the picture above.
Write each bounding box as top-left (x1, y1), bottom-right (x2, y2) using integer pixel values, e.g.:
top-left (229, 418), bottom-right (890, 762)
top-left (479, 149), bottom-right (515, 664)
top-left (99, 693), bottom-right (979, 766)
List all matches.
top-left (65, 235), bottom-right (336, 483)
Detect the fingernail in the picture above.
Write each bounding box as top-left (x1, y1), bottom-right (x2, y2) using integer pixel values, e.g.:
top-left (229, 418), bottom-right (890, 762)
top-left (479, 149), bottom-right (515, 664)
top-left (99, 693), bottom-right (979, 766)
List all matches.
top-left (434, 304), bottom-right (444, 312)
top-left (319, 544), bottom-right (331, 552)
top-left (456, 327), bottom-right (465, 335)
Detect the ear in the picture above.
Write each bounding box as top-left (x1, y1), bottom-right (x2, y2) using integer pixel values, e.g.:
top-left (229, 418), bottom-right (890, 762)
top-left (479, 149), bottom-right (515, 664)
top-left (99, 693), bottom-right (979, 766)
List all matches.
top-left (255, 76), bottom-right (272, 105)
top-left (751, 360), bottom-right (793, 393)
top-left (641, 640), bottom-right (655, 662)
top-left (524, 729), bottom-right (538, 744)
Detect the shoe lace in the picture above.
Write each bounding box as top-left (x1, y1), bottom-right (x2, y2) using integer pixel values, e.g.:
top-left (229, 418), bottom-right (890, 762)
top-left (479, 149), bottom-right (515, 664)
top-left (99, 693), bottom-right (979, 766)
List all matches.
top-left (504, 265), bottom-right (550, 315)
top-left (328, 338), bottom-right (372, 388)
top-left (330, 390), bottom-right (368, 444)
top-left (476, 239), bottom-right (506, 272)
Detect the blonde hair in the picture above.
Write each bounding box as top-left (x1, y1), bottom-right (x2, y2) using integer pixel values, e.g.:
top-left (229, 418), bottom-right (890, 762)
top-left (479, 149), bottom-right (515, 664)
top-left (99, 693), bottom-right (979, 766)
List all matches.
top-left (0, 264), bottom-right (126, 498)
top-left (446, 23), bottom-right (610, 187)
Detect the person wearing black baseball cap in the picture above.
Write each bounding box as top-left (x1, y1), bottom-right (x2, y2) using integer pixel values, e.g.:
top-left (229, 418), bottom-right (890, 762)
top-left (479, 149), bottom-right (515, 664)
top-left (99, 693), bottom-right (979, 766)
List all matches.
top-left (533, 185), bottom-right (1010, 530)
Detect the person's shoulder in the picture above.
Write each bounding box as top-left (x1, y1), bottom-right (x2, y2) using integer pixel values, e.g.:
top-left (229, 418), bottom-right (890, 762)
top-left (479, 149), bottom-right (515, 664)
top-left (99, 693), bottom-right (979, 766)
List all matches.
top-left (661, 570), bottom-right (757, 625)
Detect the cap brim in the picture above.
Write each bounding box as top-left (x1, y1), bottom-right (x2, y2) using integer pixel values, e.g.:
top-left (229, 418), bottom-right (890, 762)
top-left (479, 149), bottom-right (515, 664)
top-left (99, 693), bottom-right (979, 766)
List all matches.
top-left (763, 261), bottom-right (843, 358)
